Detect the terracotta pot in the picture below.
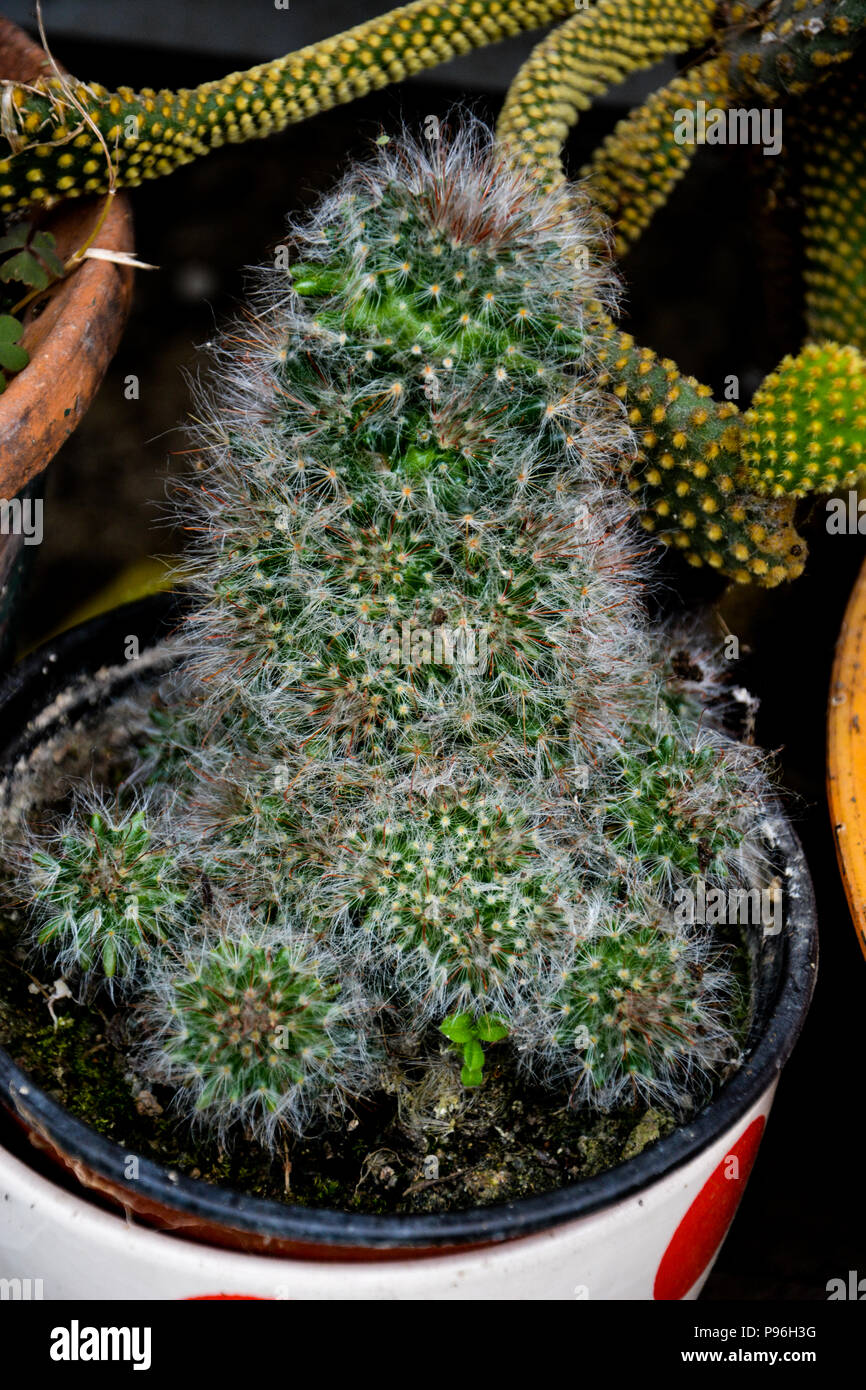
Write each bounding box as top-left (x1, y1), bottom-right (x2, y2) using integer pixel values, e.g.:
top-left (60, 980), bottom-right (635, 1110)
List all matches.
top-left (828, 556), bottom-right (866, 961)
top-left (0, 15), bottom-right (134, 656)
top-left (0, 598), bottom-right (819, 1299)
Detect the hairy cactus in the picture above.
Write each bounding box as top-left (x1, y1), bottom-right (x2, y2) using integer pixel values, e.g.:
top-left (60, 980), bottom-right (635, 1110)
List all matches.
top-left (537, 910), bottom-right (737, 1107)
top-left (141, 925), bottom-right (371, 1139)
top-left (22, 796), bottom-right (182, 982)
top-left (14, 124), bottom-right (773, 1146)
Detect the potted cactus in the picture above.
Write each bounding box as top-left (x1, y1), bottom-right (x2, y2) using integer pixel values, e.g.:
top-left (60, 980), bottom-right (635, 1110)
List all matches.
top-left (0, 120), bottom-right (817, 1300)
top-left (0, 0), bottom-right (863, 1300)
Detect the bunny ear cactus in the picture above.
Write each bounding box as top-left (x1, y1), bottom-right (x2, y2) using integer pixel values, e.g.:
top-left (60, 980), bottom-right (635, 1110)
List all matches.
top-left (14, 123), bottom-right (772, 1146)
top-left (743, 340), bottom-right (866, 497)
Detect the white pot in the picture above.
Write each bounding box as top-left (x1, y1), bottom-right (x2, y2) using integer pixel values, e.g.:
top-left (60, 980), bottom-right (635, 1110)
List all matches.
top-left (0, 1085), bottom-right (776, 1300)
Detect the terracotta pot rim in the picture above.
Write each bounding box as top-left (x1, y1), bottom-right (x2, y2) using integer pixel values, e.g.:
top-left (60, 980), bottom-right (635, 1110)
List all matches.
top-left (0, 15), bottom-right (134, 501)
top-left (0, 596), bottom-right (819, 1254)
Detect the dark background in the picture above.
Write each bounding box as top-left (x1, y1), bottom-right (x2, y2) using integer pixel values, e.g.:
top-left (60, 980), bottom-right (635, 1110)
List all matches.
top-left (5, 2), bottom-right (865, 1300)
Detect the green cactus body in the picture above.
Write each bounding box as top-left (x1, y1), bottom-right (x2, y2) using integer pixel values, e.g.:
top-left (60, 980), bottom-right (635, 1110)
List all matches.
top-left (743, 340), bottom-right (866, 496)
top-left (606, 730), bottom-right (745, 880)
top-left (545, 915), bottom-right (735, 1102)
top-left (26, 803), bottom-right (182, 981)
top-left (144, 930), bottom-right (364, 1137)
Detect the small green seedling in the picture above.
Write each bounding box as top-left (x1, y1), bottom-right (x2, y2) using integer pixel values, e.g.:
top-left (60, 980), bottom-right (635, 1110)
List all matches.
top-left (440, 1012), bottom-right (509, 1087)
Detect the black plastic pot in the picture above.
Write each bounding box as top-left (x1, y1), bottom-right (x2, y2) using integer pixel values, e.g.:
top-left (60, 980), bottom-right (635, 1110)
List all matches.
top-left (0, 596), bottom-right (818, 1262)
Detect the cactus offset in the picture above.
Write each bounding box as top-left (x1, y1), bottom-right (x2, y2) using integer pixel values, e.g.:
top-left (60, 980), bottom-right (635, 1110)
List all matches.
top-left (21, 796), bottom-right (182, 983)
top-left (142, 925), bottom-right (372, 1140)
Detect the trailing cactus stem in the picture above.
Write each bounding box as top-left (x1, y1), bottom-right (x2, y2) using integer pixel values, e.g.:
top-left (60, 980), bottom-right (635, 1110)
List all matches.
top-left (724, 0), bottom-right (866, 104)
top-left (798, 62), bottom-right (866, 352)
top-left (580, 58), bottom-right (732, 258)
top-left (0, 0), bottom-right (573, 215)
top-left (595, 327), bottom-right (807, 585)
top-left (496, 0), bottom-right (717, 187)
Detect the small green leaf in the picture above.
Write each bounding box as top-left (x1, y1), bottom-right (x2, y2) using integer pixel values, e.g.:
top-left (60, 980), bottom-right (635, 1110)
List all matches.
top-left (475, 1014), bottom-right (509, 1043)
top-left (0, 315), bottom-right (28, 377)
top-left (0, 226), bottom-right (64, 289)
top-left (440, 1012), bottom-right (474, 1044)
top-left (462, 1037), bottom-right (485, 1073)
top-left (460, 1065), bottom-right (483, 1087)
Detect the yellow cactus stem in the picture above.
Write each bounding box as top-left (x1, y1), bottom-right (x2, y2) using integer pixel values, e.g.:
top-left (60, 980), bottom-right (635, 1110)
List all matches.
top-left (0, 0), bottom-right (575, 215)
top-left (723, 0), bottom-right (866, 106)
top-left (796, 62), bottom-right (866, 352)
top-left (495, 0), bottom-right (717, 189)
top-left (742, 340), bottom-right (866, 498)
top-left (596, 325), bottom-right (808, 585)
top-left (579, 56), bottom-right (731, 258)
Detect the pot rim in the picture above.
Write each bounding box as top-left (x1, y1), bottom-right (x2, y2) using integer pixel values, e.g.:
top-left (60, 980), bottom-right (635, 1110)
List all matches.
top-left (0, 598), bottom-right (819, 1252)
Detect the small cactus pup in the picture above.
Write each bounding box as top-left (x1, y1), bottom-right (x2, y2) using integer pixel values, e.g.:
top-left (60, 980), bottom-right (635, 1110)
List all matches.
top-left (20, 792), bottom-right (184, 986)
top-left (12, 121), bottom-right (774, 1163)
top-left (140, 921), bottom-right (374, 1141)
top-left (532, 904), bottom-right (739, 1109)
